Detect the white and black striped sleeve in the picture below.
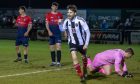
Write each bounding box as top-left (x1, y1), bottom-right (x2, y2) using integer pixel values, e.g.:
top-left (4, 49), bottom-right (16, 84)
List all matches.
top-left (80, 18), bottom-right (91, 46)
top-left (62, 19), bottom-right (68, 31)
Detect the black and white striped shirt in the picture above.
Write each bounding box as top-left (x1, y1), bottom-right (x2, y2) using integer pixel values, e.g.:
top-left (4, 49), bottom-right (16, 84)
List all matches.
top-left (63, 16), bottom-right (90, 46)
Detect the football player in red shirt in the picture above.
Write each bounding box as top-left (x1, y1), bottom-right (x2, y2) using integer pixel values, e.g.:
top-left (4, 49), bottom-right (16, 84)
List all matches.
top-left (45, 2), bottom-right (63, 67)
top-left (13, 6), bottom-right (32, 63)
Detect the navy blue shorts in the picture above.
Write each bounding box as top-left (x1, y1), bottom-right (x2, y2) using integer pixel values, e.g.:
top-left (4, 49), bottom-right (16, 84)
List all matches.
top-left (69, 43), bottom-right (86, 56)
top-left (49, 35), bottom-right (61, 45)
top-left (15, 37), bottom-right (29, 47)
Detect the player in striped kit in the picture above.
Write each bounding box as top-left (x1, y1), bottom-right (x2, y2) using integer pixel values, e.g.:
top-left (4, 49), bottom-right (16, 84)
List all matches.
top-left (63, 5), bottom-right (90, 82)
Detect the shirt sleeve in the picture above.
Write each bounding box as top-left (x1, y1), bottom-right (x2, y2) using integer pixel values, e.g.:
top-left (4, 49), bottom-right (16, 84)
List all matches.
top-left (59, 12), bottom-right (63, 19)
top-left (122, 62), bottom-right (128, 72)
top-left (62, 19), bottom-right (68, 31)
top-left (16, 16), bottom-right (19, 24)
top-left (79, 18), bottom-right (90, 46)
top-left (114, 52), bottom-right (123, 73)
top-left (28, 16), bottom-right (32, 24)
top-left (45, 13), bottom-right (49, 23)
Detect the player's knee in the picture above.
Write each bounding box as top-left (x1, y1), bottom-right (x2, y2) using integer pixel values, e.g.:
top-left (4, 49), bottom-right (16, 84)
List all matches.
top-left (16, 46), bottom-right (19, 50)
top-left (24, 47), bottom-right (28, 50)
top-left (88, 66), bottom-right (94, 72)
top-left (105, 71), bottom-right (111, 75)
top-left (50, 45), bottom-right (55, 51)
top-left (56, 47), bottom-right (61, 50)
top-left (56, 44), bottom-right (61, 50)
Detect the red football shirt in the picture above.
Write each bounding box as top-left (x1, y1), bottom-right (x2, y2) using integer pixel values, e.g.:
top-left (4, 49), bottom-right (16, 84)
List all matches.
top-left (45, 12), bottom-right (63, 25)
top-left (16, 15), bottom-right (32, 28)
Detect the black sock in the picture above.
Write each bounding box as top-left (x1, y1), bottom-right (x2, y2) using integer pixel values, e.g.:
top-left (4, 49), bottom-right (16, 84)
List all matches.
top-left (24, 54), bottom-right (28, 60)
top-left (57, 50), bottom-right (61, 63)
top-left (17, 53), bottom-right (21, 59)
top-left (51, 51), bottom-right (55, 62)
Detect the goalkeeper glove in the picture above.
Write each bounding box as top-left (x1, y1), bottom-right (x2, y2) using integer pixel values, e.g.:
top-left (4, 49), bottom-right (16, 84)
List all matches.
top-left (122, 71), bottom-right (133, 78)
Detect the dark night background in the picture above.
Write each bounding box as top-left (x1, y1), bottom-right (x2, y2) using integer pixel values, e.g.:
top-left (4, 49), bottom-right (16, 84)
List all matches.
top-left (0, 0), bottom-right (139, 9)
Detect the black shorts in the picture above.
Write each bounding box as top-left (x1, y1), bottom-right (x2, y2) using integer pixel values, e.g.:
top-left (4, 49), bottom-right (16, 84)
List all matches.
top-left (69, 43), bottom-right (86, 56)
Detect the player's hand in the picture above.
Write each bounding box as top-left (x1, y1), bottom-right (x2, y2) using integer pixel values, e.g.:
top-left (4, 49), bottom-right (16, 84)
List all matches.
top-left (24, 32), bottom-right (29, 37)
top-left (64, 32), bottom-right (67, 39)
top-left (125, 73), bottom-right (133, 78)
top-left (122, 71), bottom-right (133, 78)
top-left (58, 19), bottom-right (62, 24)
top-left (83, 45), bottom-right (88, 50)
top-left (48, 31), bottom-right (53, 36)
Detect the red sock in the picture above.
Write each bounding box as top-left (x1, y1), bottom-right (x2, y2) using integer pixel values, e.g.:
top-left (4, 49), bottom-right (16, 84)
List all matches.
top-left (82, 57), bottom-right (87, 68)
top-left (74, 63), bottom-right (83, 78)
top-left (82, 57), bottom-right (87, 76)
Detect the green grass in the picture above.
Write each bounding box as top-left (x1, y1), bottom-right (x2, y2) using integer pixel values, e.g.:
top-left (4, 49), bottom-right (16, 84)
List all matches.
top-left (0, 40), bottom-right (140, 84)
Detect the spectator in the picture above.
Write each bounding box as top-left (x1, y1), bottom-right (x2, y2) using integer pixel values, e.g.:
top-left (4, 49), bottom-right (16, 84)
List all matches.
top-left (100, 19), bottom-right (109, 31)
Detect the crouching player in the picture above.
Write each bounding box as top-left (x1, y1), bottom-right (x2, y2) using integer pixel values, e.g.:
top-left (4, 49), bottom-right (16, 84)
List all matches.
top-left (87, 48), bottom-right (134, 78)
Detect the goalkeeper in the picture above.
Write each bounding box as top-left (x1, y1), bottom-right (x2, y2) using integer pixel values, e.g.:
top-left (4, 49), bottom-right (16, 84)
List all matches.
top-left (87, 48), bottom-right (134, 78)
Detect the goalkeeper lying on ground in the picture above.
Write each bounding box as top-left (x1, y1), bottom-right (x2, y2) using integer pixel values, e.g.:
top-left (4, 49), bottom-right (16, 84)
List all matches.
top-left (87, 48), bottom-right (134, 78)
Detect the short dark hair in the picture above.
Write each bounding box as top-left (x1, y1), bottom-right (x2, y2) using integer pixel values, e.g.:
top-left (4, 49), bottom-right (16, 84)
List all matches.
top-left (52, 2), bottom-right (59, 6)
top-left (19, 6), bottom-right (26, 12)
top-left (125, 48), bottom-right (134, 55)
top-left (67, 5), bottom-right (77, 12)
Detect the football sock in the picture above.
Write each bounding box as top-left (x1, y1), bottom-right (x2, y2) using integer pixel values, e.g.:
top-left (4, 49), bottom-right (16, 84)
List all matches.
top-left (51, 51), bottom-right (56, 62)
top-left (24, 54), bottom-right (28, 60)
top-left (57, 50), bottom-right (61, 63)
top-left (17, 53), bottom-right (21, 59)
top-left (82, 57), bottom-right (87, 68)
top-left (82, 57), bottom-right (87, 76)
top-left (74, 63), bottom-right (83, 78)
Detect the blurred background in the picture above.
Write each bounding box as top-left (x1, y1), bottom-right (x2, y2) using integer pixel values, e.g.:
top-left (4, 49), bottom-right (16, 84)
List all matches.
top-left (0, 0), bottom-right (140, 44)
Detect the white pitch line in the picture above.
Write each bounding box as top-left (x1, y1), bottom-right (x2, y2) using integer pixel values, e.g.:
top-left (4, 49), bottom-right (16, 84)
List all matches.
top-left (0, 67), bottom-right (72, 78)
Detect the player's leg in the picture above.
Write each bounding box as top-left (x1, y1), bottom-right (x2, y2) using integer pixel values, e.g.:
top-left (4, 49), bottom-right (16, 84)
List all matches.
top-left (100, 65), bottom-right (112, 75)
top-left (71, 51), bottom-right (83, 78)
top-left (23, 46), bottom-right (28, 63)
top-left (49, 36), bottom-right (56, 66)
top-left (78, 45), bottom-right (88, 78)
top-left (87, 57), bottom-right (94, 72)
top-left (88, 57), bottom-right (102, 75)
top-left (70, 44), bottom-right (84, 82)
top-left (55, 36), bottom-right (62, 66)
top-left (23, 37), bottom-right (29, 63)
top-left (14, 38), bottom-right (22, 62)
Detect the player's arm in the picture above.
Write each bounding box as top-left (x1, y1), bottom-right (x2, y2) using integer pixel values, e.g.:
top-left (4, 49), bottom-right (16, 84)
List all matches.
top-left (121, 62), bottom-right (133, 78)
top-left (24, 17), bottom-right (32, 37)
top-left (115, 60), bottom-right (123, 76)
top-left (13, 16), bottom-right (19, 27)
top-left (45, 14), bottom-right (53, 36)
top-left (62, 19), bottom-right (68, 39)
top-left (87, 57), bottom-right (94, 71)
top-left (58, 13), bottom-right (63, 24)
top-left (122, 62), bottom-right (127, 72)
top-left (115, 54), bottom-right (133, 78)
top-left (45, 21), bottom-right (53, 36)
top-left (80, 18), bottom-right (91, 50)
top-left (114, 52), bottom-right (125, 76)
top-left (26, 23), bottom-right (32, 34)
